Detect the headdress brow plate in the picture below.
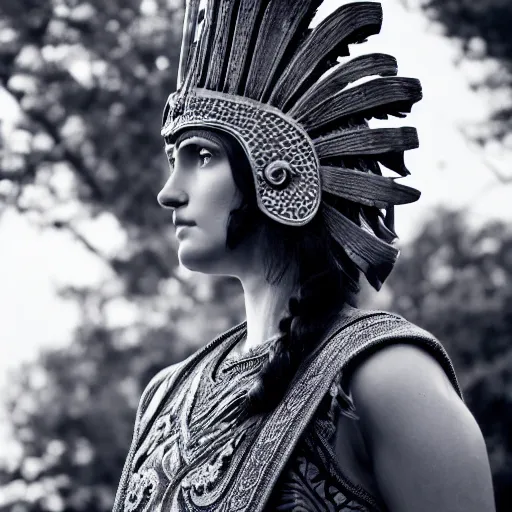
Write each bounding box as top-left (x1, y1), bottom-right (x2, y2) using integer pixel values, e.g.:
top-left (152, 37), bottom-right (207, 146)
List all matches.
top-left (162, 89), bottom-right (321, 226)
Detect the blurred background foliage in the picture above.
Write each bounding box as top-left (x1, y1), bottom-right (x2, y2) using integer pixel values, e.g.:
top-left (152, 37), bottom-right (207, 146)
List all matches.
top-left (0, 0), bottom-right (510, 510)
top-left (421, 0), bottom-right (512, 156)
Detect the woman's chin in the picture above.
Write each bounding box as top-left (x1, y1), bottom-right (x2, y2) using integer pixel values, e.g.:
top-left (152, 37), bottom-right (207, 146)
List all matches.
top-left (177, 245), bottom-right (222, 274)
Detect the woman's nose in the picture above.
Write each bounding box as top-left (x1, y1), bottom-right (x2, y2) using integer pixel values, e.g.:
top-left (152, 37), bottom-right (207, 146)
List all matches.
top-left (157, 178), bottom-right (189, 209)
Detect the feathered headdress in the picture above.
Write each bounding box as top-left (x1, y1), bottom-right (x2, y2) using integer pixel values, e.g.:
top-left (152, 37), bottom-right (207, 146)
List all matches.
top-left (161, 0), bottom-right (423, 290)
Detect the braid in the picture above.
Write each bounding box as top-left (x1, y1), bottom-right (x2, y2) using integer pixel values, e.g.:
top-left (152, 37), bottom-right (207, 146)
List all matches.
top-left (247, 219), bottom-right (359, 415)
top-left (212, 128), bottom-right (361, 415)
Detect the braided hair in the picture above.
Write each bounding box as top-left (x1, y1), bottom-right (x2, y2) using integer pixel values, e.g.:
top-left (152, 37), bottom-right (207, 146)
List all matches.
top-left (213, 129), bottom-right (361, 415)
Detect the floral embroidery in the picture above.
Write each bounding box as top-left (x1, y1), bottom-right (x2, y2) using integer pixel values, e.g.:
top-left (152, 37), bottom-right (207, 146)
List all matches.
top-left (124, 469), bottom-right (159, 512)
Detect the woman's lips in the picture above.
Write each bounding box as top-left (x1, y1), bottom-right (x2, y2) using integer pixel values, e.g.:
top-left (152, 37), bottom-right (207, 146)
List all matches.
top-left (176, 225), bottom-right (193, 238)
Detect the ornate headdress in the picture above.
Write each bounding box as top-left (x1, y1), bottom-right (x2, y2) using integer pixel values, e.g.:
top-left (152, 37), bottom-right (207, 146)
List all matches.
top-left (161, 0), bottom-right (422, 290)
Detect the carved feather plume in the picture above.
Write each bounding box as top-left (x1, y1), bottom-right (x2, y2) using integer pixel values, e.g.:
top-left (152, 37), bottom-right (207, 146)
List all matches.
top-left (320, 166), bottom-right (420, 208)
top-left (314, 127), bottom-right (419, 176)
top-left (269, 2), bottom-right (383, 110)
top-left (289, 53), bottom-right (398, 117)
top-left (195, 0), bottom-right (221, 88)
top-left (322, 203), bottom-right (398, 290)
top-left (360, 208), bottom-right (398, 245)
top-left (177, 0), bottom-right (201, 89)
top-left (203, 0), bottom-right (239, 90)
top-left (222, 0), bottom-right (269, 94)
top-left (244, 0), bottom-right (323, 101)
top-left (297, 77), bottom-right (422, 132)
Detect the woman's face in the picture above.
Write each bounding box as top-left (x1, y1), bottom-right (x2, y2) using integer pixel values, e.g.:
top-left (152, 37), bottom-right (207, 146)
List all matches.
top-left (157, 131), bottom-right (250, 275)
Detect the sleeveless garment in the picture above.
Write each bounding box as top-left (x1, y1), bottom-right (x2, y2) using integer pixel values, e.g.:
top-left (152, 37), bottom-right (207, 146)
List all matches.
top-left (113, 310), bottom-right (462, 511)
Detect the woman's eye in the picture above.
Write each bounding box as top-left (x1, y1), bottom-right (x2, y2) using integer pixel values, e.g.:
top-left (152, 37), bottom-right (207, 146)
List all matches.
top-left (168, 156), bottom-right (175, 172)
top-left (199, 148), bottom-right (212, 167)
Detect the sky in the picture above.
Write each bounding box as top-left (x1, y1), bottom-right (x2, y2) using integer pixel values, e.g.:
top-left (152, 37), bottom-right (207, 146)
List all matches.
top-left (1, 0), bottom-right (511, 386)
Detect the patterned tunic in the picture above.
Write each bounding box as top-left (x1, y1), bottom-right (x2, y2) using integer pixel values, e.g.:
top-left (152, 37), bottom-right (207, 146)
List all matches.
top-left (113, 310), bottom-right (462, 511)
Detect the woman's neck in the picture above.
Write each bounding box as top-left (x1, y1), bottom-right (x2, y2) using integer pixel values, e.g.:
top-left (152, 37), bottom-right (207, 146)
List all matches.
top-left (237, 268), bottom-right (298, 356)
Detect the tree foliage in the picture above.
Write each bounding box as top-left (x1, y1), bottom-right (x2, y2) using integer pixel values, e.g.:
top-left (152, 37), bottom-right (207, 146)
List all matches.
top-left (385, 208), bottom-right (512, 511)
top-left (421, 0), bottom-right (512, 144)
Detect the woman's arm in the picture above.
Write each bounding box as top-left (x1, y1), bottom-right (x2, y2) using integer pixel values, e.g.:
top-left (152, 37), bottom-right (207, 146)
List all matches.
top-left (349, 343), bottom-right (495, 512)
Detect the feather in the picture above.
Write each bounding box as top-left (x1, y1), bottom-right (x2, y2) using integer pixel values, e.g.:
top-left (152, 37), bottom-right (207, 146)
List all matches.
top-left (384, 205), bottom-right (395, 233)
top-left (177, 0), bottom-right (201, 89)
top-left (361, 207), bottom-right (398, 244)
top-left (320, 166), bottom-right (421, 208)
top-left (204, 0), bottom-right (239, 90)
top-left (175, 36), bottom-right (204, 112)
top-left (298, 77), bottom-right (422, 131)
top-left (244, 0), bottom-right (323, 101)
top-left (289, 53), bottom-right (398, 117)
top-left (195, 0), bottom-right (222, 88)
top-left (269, 2), bottom-right (383, 110)
top-left (322, 203), bottom-right (398, 290)
top-left (379, 152), bottom-right (414, 176)
top-left (222, 0), bottom-right (269, 94)
top-left (314, 127), bottom-right (419, 176)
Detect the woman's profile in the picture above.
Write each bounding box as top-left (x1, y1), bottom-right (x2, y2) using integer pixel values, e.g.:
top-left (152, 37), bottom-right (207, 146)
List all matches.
top-left (114, 1), bottom-right (495, 510)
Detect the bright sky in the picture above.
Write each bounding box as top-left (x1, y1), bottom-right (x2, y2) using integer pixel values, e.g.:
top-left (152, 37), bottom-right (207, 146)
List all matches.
top-left (1, 0), bottom-right (511, 384)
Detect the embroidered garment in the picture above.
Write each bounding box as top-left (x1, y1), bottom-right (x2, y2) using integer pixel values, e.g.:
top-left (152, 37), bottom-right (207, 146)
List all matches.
top-left (124, 329), bottom-right (266, 511)
top-left (113, 311), bottom-right (462, 511)
top-left (265, 392), bottom-right (385, 512)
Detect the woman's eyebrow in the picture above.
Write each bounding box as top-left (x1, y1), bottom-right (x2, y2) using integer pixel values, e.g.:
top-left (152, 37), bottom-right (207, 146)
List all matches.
top-left (178, 136), bottom-right (220, 151)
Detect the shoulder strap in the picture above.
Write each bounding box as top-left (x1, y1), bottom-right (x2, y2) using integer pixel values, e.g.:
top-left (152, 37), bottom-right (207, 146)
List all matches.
top-left (220, 309), bottom-right (462, 512)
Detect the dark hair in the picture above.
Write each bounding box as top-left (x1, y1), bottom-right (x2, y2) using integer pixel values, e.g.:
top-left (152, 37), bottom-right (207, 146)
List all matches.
top-left (217, 129), bottom-right (361, 414)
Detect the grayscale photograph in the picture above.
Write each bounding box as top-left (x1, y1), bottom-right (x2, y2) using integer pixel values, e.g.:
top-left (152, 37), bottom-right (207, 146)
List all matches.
top-left (0, 0), bottom-right (509, 511)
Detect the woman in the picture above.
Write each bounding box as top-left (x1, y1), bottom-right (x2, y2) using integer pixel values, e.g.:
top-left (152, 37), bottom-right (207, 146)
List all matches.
top-left (114, 1), bottom-right (495, 510)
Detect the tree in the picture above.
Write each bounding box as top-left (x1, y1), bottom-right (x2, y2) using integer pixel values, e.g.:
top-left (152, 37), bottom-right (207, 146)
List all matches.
top-left (420, 0), bottom-right (512, 153)
top-left (385, 208), bottom-right (512, 511)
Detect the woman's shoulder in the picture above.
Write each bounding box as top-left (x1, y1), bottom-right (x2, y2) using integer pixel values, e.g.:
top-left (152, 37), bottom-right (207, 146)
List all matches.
top-left (330, 313), bottom-right (495, 511)
top-left (327, 307), bottom-right (463, 416)
top-left (337, 307), bottom-right (461, 411)
top-left (346, 341), bottom-right (494, 512)
top-left (349, 341), bottom-right (462, 412)
top-left (326, 307), bottom-right (463, 399)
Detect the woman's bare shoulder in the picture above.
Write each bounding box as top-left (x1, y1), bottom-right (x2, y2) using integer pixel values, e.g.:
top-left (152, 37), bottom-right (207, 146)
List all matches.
top-left (350, 343), bottom-right (459, 405)
top-left (347, 343), bottom-right (495, 512)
